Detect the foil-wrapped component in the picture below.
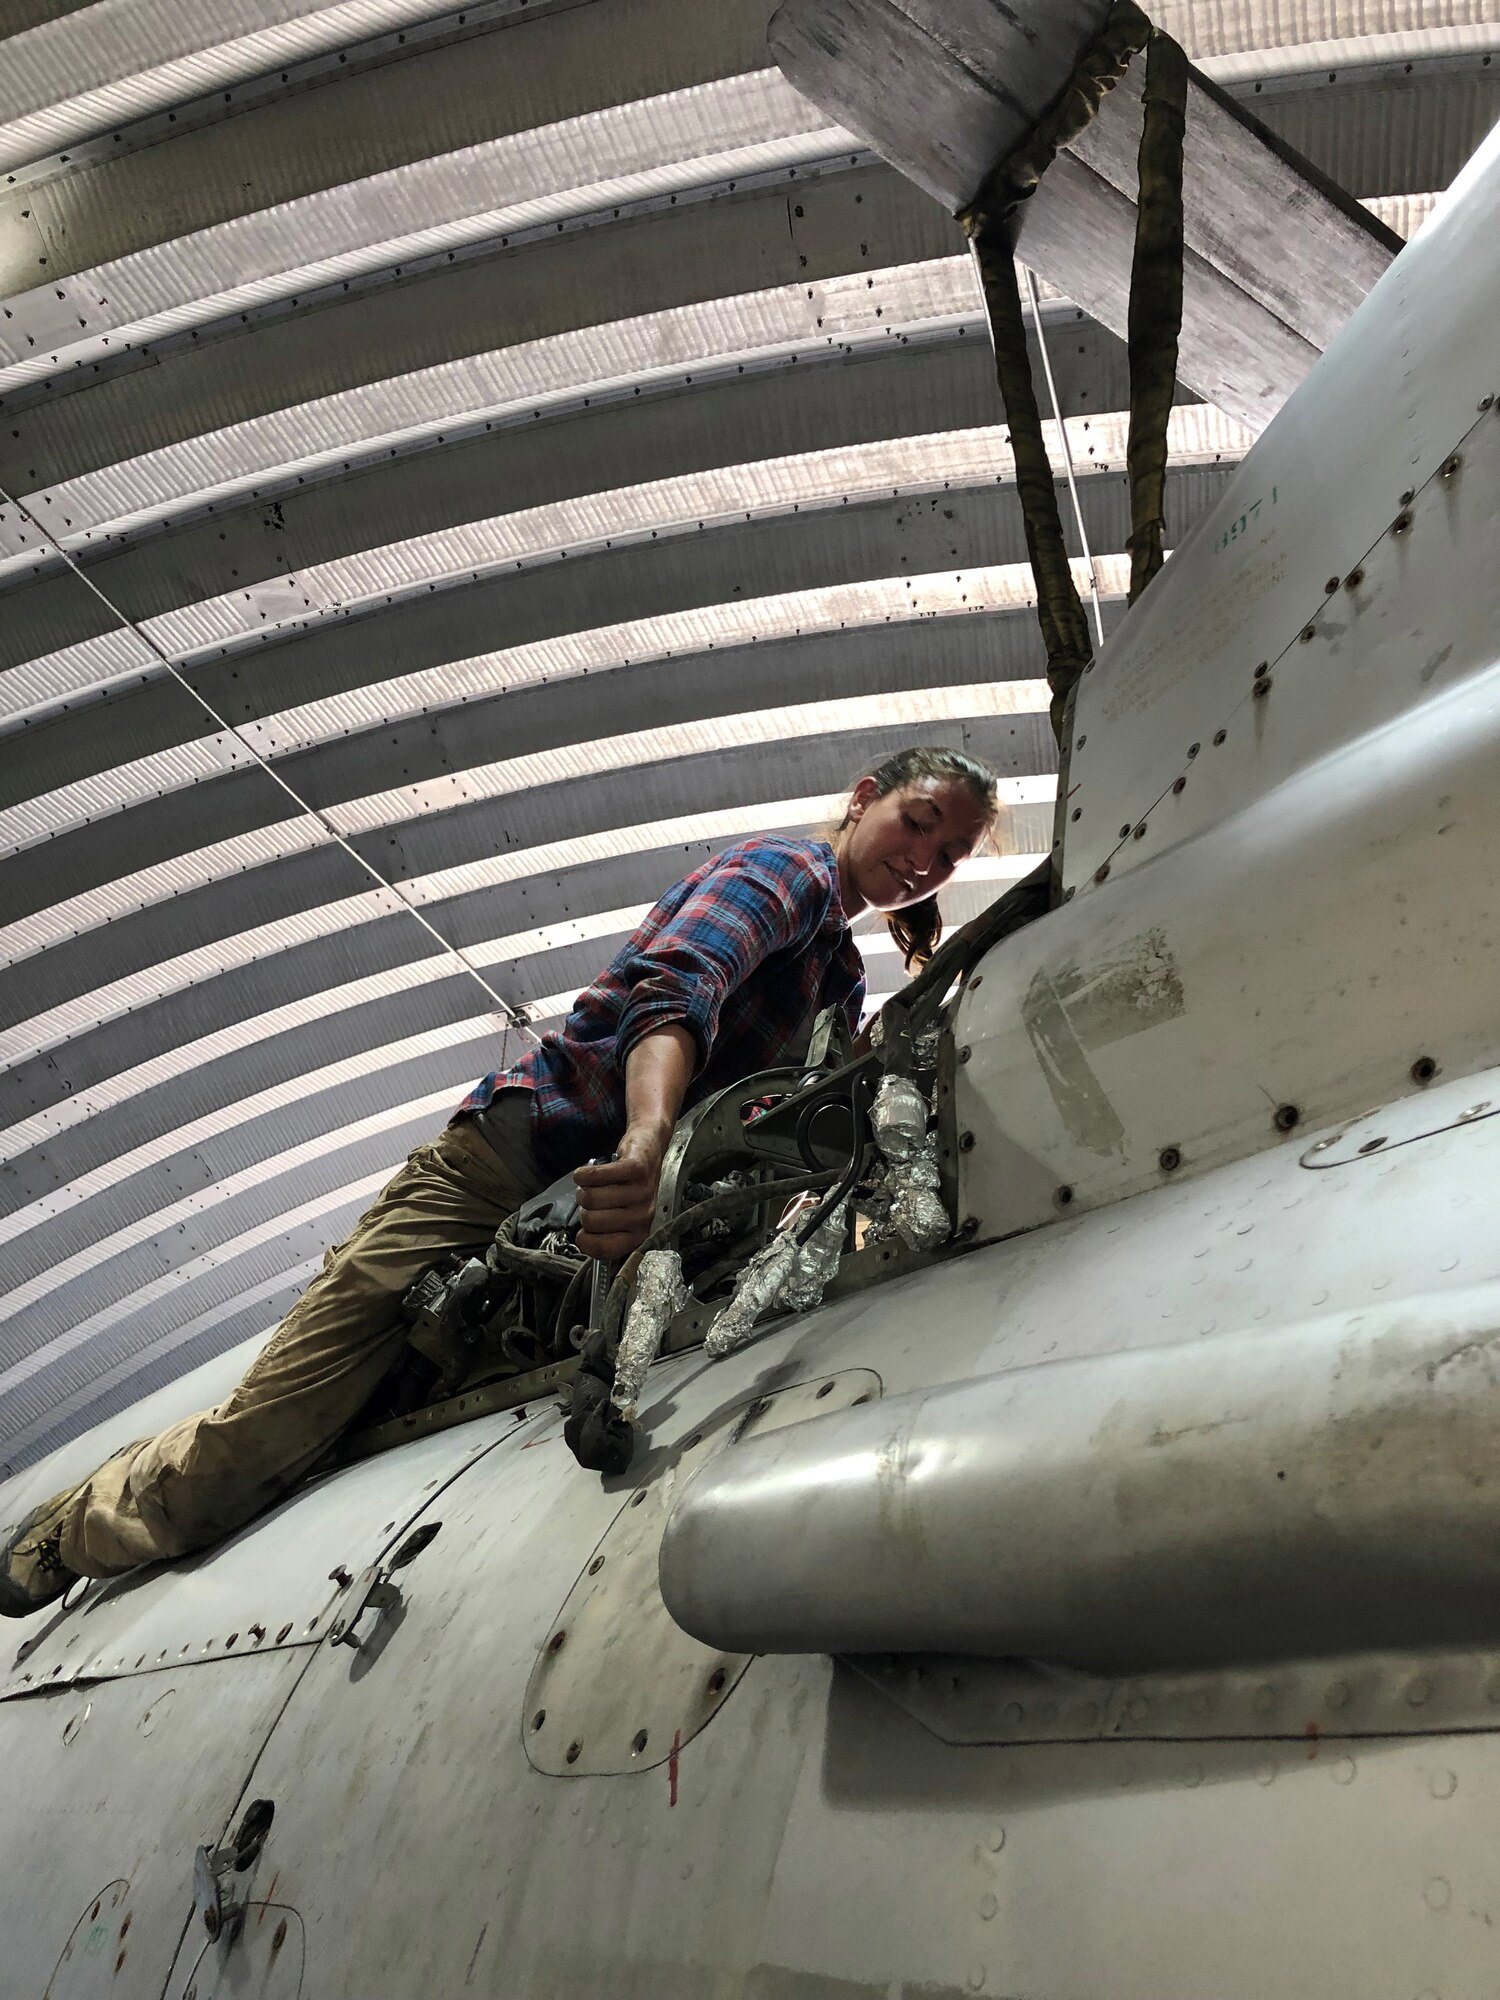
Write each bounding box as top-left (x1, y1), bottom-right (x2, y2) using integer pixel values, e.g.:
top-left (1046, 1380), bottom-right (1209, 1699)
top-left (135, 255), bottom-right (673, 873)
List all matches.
top-left (889, 1134), bottom-right (950, 1250)
top-left (868, 1074), bottom-right (951, 1251)
top-left (779, 1201), bottom-right (849, 1311)
top-left (704, 1234), bottom-right (800, 1358)
top-left (704, 1201), bottom-right (850, 1357)
top-left (869, 1073), bottom-right (929, 1162)
top-left (610, 1250), bottom-right (690, 1418)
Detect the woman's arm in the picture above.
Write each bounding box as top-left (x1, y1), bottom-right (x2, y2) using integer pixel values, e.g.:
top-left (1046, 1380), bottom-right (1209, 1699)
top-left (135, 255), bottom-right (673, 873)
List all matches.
top-left (574, 1023), bottom-right (695, 1259)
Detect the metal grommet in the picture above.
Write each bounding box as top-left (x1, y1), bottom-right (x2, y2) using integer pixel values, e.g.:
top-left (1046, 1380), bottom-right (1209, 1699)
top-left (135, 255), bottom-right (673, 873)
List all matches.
top-left (1411, 1055), bottom-right (1439, 1084)
top-left (959, 1131), bottom-right (976, 1151)
top-left (1158, 1146), bottom-right (1182, 1173)
top-left (957, 1045), bottom-right (971, 1064)
top-left (1054, 1185), bottom-right (1074, 1208)
top-left (1273, 1104), bottom-right (1300, 1133)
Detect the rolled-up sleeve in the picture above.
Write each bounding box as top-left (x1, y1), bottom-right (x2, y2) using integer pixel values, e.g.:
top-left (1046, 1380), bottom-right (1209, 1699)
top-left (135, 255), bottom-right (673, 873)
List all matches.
top-left (613, 847), bottom-right (833, 1076)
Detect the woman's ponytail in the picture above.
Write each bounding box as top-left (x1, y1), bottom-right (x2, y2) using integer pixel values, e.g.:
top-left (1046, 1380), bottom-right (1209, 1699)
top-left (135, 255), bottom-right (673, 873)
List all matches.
top-left (887, 894), bottom-right (943, 970)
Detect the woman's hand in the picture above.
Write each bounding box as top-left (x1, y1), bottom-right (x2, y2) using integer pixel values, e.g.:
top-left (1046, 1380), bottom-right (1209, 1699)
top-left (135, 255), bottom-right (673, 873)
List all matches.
top-left (574, 1123), bottom-right (669, 1260)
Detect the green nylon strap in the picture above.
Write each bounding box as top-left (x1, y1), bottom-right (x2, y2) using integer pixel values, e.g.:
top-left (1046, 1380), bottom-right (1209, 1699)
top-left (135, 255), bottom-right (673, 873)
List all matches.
top-left (956, 0), bottom-right (1188, 731)
top-left (966, 229), bottom-right (1092, 742)
top-left (1125, 28), bottom-right (1189, 601)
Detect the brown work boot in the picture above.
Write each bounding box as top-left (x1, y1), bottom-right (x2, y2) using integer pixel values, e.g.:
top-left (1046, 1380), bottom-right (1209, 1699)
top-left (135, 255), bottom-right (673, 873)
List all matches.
top-left (0, 1486), bottom-right (82, 1617)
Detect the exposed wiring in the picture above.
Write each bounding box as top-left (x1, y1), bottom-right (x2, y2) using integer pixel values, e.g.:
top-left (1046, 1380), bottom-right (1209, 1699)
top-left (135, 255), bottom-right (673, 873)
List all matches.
top-left (0, 480), bottom-right (535, 1047)
top-left (1023, 266), bottom-right (1107, 647)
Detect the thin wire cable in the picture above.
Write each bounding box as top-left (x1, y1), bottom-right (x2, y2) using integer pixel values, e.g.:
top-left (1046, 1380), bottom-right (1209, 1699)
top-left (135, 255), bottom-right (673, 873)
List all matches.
top-left (1023, 265), bottom-right (1106, 647)
top-left (0, 481), bottom-right (535, 1050)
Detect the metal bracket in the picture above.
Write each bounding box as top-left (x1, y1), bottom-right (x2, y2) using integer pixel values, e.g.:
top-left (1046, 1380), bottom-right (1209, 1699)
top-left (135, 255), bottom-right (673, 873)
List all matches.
top-left (329, 1522), bottom-right (442, 1647)
top-left (192, 1798), bottom-right (274, 1941)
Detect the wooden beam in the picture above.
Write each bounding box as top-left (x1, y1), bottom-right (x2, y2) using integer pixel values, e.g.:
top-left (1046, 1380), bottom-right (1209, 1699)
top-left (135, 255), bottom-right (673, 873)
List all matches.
top-left (770, 0), bottom-right (1400, 430)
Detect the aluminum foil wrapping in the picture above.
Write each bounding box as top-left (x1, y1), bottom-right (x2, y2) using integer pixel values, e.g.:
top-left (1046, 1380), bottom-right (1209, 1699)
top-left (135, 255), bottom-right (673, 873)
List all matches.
top-left (889, 1133), bottom-right (950, 1250)
top-left (868, 1074), bottom-right (951, 1251)
top-left (703, 1201), bottom-right (850, 1358)
top-left (703, 1233), bottom-right (799, 1358)
top-left (778, 1200), bottom-right (849, 1311)
top-left (610, 1250), bottom-right (690, 1418)
top-left (869, 1073), bottom-right (929, 1162)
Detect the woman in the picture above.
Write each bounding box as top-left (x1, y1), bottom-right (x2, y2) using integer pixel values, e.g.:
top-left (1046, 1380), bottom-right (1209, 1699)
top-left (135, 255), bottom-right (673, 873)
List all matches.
top-left (0, 744), bottom-right (999, 1615)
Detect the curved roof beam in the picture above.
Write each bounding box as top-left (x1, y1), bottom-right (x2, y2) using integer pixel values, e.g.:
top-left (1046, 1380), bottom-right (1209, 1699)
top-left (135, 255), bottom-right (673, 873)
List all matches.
top-left (0, 410), bottom-right (1243, 830)
top-left (0, 73), bottom-right (850, 393)
top-left (0, 680), bottom-right (1055, 980)
top-left (0, 0), bottom-right (479, 172)
top-left (1, 255), bottom-right (981, 556)
top-left (0, 761), bottom-right (1058, 1071)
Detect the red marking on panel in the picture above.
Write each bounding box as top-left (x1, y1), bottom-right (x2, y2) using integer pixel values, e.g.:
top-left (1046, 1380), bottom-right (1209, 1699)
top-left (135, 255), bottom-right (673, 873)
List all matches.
top-left (668, 1729), bottom-right (681, 1807)
top-left (1304, 1721), bottom-right (1320, 1760)
top-left (257, 1877), bottom-right (280, 1922)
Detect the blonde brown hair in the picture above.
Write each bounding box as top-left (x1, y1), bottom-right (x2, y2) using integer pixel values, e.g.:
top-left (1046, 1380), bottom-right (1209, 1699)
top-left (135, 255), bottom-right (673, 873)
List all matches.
top-left (836, 745), bottom-right (1000, 969)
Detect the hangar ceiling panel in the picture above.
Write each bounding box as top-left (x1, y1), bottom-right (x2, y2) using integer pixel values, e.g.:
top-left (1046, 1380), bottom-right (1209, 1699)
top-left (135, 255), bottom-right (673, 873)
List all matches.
top-left (0, 0), bottom-right (1494, 1471)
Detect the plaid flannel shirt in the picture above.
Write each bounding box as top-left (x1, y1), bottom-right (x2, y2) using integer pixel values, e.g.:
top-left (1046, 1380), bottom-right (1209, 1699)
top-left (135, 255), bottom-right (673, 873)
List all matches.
top-left (458, 836), bottom-right (866, 1178)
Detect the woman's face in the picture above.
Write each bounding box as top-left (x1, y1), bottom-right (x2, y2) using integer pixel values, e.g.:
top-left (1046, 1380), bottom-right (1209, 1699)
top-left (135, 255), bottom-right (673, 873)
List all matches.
top-left (837, 776), bottom-right (993, 916)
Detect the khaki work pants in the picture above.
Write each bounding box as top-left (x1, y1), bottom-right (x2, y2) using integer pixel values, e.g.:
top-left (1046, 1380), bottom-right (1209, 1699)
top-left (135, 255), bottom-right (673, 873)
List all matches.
top-left (58, 1106), bottom-right (546, 1580)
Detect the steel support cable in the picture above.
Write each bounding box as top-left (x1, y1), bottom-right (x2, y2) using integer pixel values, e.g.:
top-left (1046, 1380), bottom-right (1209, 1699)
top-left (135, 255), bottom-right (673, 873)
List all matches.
top-left (0, 480), bottom-right (535, 1050)
top-left (1023, 264), bottom-right (1106, 647)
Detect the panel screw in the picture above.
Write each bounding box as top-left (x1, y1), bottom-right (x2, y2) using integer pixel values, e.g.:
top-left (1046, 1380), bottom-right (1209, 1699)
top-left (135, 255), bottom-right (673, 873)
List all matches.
top-left (958, 1216), bottom-right (979, 1240)
top-left (1399, 488), bottom-right (1415, 505)
top-left (1253, 677), bottom-right (1272, 698)
top-left (706, 1669), bottom-right (728, 1697)
top-left (1440, 454), bottom-right (1462, 478)
top-left (1187, 742), bottom-right (1200, 758)
top-left (1480, 395), bottom-right (1495, 411)
top-left (531, 1709), bottom-right (546, 1731)
top-left (1158, 1146), bottom-right (1182, 1172)
top-left (1094, 863), bottom-right (1110, 883)
top-left (1172, 776), bottom-right (1186, 795)
top-left (1132, 822), bottom-right (1147, 840)
top-left (1273, 1104), bottom-right (1301, 1132)
top-left (1344, 568), bottom-right (1364, 590)
top-left (248, 1624), bottom-right (266, 1643)
top-left (1324, 577), bottom-right (1339, 593)
top-left (566, 1741), bottom-right (582, 1765)
top-left (1075, 735), bottom-right (1086, 749)
top-left (1298, 627), bottom-right (1315, 644)
top-left (328, 1567), bottom-right (352, 1589)
top-left (1070, 806), bottom-right (1081, 821)
top-left (1411, 1056), bottom-right (1439, 1083)
top-left (958, 1045), bottom-right (971, 1064)
top-left (1254, 660), bottom-right (1271, 677)
top-left (588, 1556), bottom-right (605, 1575)
top-left (548, 1630), bottom-right (567, 1654)
top-left (1392, 511), bottom-right (1413, 535)
top-left (1055, 1185), bottom-right (1074, 1208)
top-left (969, 975), bottom-right (983, 989)
top-left (1213, 730), bottom-right (1227, 746)
top-left (1117, 822), bottom-right (1131, 838)
top-left (959, 1130), bottom-right (975, 1151)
